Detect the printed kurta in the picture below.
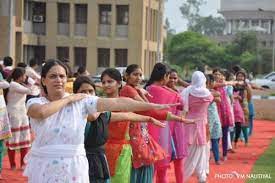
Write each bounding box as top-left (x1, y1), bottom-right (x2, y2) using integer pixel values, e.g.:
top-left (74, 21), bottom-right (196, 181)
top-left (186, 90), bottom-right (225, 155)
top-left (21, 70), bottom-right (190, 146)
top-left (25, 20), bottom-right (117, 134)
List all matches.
top-left (6, 82), bottom-right (32, 150)
top-left (23, 95), bottom-right (98, 183)
top-left (208, 102), bottom-right (222, 139)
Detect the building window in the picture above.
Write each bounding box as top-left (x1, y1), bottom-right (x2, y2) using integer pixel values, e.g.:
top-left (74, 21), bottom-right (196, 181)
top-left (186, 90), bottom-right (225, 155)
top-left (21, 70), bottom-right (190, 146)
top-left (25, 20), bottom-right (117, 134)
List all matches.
top-left (74, 47), bottom-right (87, 67)
top-left (116, 5), bottom-right (129, 37)
top-left (75, 4), bottom-right (87, 24)
top-left (97, 48), bottom-right (110, 67)
top-left (98, 4), bottom-right (112, 37)
top-left (116, 5), bottom-right (129, 25)
top-left (57, 47), bottom-right (69, 61)
top-left (58, 3), bottom-right (70, 35)
top-left (99, 5), bottom-right (112, 24)
top-left (23, 1), bottom-right (46, 35)
top-left (75, 4), bottom-right (87, 36)
top-left (23, 45), bottom-right (45, 66)
top-left (115, 49), bottom-right (128, 67)
top-left (58, 3), bottom-right (70, 23)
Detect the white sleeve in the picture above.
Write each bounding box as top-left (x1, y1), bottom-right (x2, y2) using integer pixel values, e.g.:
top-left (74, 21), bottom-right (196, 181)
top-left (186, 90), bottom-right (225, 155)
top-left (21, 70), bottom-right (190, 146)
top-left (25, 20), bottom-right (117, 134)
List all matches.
top-left (10, 82), bottom-right (32, 95)
top-left (83, 96), bottom-right (99, 115)
top-left (0, 80), bottom-right (9, 89)
top-left (26, 97), bottom-right (44, 111)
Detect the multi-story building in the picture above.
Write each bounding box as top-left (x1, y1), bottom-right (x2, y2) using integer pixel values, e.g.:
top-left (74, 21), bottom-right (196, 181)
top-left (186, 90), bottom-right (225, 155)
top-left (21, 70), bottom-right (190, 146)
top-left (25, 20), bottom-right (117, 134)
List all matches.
top-left (0, 0), bottom-right (165, 77)
top-left (213, 0), bottom-right (275, 48)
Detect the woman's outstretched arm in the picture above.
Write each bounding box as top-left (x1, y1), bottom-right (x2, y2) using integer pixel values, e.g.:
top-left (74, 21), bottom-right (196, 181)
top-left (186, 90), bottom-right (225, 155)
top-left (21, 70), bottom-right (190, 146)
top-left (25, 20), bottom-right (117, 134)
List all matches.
top-left (27, 94), bottom-right (87, 119)
top-left (96, 97), bottom-right (178, 113)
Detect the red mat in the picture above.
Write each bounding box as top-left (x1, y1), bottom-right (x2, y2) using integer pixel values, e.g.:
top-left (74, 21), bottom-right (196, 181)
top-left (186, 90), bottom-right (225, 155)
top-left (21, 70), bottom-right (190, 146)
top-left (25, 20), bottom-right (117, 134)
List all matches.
top-left (1, 120), bottom-right (275, 183)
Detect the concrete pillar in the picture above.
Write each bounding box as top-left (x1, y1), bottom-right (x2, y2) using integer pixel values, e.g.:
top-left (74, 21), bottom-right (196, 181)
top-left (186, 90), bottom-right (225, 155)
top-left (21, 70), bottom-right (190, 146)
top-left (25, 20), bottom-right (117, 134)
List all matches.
top-left (46, 1), bottom-right (57, 59)
top-left (268, 20), bottom-right (272, 34)
top-left (249, 19), bottom-right (252, 29)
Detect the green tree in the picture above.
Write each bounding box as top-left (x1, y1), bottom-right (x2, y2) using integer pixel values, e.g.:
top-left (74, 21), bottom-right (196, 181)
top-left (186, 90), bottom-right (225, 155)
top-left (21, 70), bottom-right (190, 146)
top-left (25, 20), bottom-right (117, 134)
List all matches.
top-left (189, 16), bottom-right (225, 36)
top-left (167, 31), bottom-right (225, 70)
top-left (179, 0), bottom-right (225, 36)
top-left (180, 0), bottom-right (206, 27)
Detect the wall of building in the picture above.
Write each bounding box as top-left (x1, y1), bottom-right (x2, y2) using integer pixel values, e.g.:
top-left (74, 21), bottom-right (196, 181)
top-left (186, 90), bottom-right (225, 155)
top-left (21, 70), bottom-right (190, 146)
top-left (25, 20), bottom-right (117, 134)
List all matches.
top-left (221, 0), bottom-right (275, 12)
top-left (0, 0), bottom-right (164, 77)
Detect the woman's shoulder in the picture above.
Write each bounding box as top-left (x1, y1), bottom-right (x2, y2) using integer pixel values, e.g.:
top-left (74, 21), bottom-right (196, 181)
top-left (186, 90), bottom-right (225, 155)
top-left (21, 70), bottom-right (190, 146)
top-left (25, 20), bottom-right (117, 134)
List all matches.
top-left (27, 96), bottom-right (48, 106)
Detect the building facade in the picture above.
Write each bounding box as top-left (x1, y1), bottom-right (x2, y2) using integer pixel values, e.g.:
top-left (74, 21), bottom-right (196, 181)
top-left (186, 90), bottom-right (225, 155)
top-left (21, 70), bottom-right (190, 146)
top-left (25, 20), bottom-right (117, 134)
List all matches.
top-left (0, 0), bottom-right (165, 77)
top-left (213, 0), bottom-right (275, 48)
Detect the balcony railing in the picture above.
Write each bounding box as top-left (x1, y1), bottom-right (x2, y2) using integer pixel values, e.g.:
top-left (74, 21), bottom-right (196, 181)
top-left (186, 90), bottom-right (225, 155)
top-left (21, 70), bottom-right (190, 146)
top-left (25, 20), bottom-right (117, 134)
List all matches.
top-left (75, 23), bottom-right (87, 37)
top-left (98, 24), bottom-right (111, 37)
top-left (116, 25), bottom-right (128, 38)
top-left (24, 20), bottom-right (45, 35)
top-left (58, 23), bottom-right (70, 36)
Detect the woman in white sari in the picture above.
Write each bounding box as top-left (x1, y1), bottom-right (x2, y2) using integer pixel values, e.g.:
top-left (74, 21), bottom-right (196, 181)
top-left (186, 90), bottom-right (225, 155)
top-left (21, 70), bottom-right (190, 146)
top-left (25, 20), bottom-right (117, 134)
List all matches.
top-left (24, 59), bottom-right (174, 183)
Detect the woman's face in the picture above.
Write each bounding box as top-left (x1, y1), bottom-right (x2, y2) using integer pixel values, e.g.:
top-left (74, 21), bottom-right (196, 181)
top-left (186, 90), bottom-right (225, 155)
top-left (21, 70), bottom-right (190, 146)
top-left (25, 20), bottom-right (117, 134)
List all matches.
top-left (167, 72), bottom-right (178, 88)
top-left (17, 74), bottom-right (27, 83)
top-left (236, 73), bottom-right (245, 81)
top-left (126, 68), bottom-right (143, 87)
top-left (213, 71), bottom-right (221, 82)
top-left (207, 81), bottom-right (214, 89)
top-left (77, 83), bottom-right (95, 96)
top-left (42, 65), bottom-right (67, 95)
top-left (101, 74), bottom-right (120, 96)
top-left (163, 73), bottom-right (170, 85)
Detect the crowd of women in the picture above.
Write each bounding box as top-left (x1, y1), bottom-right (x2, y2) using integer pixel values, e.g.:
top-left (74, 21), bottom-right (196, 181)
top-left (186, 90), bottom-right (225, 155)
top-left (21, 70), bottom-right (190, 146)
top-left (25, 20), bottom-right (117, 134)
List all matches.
top-left (0, 55), bottom-right (257, 183)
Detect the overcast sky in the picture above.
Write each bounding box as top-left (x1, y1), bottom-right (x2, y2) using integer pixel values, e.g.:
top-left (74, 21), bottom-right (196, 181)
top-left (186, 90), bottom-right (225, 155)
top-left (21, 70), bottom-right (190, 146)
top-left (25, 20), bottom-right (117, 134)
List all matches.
top-left (165, 0), bottom-right (221, 33)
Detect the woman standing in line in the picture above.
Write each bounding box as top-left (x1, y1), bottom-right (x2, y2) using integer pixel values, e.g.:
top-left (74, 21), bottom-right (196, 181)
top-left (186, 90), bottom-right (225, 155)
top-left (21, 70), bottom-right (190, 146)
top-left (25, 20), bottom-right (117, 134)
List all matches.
top-left (23, 59), bottom-right (175, 183)
top-left (73, 76), bottom-right (165, 183)
top-left (206, 74), bottom-right (222, 165)
top-left (0, 71), bottom-right (11, 179)
top-left (121, 65), bottom-right (193, 183)
top-left (212, 68), bottom-right (234, 161)
top-left (233, 70), bottom-right (252, 147)
top-left (181, 71), bottom-right (213, 183)
top-left (145, 63), bottom-right (186, 183)
top-left (166, 69), bottom-right (189, 182)
top-left (5, 67), bottom-right (33, 170)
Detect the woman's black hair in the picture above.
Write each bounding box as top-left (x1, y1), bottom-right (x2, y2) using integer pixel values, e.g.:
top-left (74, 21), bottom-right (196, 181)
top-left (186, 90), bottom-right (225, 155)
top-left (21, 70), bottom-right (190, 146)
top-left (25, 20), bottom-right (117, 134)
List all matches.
top-left (212, 67), bottom-right (222, 74)
top-left (169, 69), bottom-right (178, 74)
top-left (41, 59), bottom-right (68, 94)
top-left (206, 74), bottom-right (215, 83)
top-left (4, 67), bottom-right (26, 103)
top-left (17, 62), bottom-right (27, 68)
top-left (77, 66), bottom-right (87, 75)
top-left (100, 68), bottom-right (122, 83)
top-left (125, 64), bottom-right (141, 75)
top-left (235, 70), bottom-right (247, 81)
top-left (232, 65), bottom-right (242, 74)
top-left (73, 76), bottom-right (96, 94)
top-left (145, 63), bottom-right (171, 88)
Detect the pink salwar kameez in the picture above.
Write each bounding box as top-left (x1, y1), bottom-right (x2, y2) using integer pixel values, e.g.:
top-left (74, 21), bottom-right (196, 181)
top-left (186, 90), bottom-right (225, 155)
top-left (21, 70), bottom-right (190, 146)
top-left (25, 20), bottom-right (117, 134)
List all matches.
top-left (181, 71), bottom-right (213, 183)
top-left (147, 84), bottom-right (186, 183)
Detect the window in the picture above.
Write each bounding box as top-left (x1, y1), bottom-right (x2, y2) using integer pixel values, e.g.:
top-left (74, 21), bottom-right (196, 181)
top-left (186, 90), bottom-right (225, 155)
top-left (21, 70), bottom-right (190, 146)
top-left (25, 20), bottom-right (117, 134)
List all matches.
top-left (99, 5), bottom-right (111, 24)
top-left (97, 48), bottom-right (110, 67)
top-left (75, 4), bottom-right (87, 24)
top-left (116, 5), bottom-right (129, 25)
top-left (57, 47), bottom-right (69, 61)
top-left (58, 3), bottom-right (70, 23)
top-left (74, 47), bottom-right (87, 67)
top-left (23, 45), bottom-right (45, 66)
top-left (115, 49), bottom-right (128, 67)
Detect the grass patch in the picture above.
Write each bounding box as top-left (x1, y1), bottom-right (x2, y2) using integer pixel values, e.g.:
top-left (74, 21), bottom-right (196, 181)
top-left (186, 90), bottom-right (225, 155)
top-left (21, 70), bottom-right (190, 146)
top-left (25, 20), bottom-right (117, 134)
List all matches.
top-left (270, 93), bottom-right (275, 96)
top-left (247, 139), bottom-right (275, 183)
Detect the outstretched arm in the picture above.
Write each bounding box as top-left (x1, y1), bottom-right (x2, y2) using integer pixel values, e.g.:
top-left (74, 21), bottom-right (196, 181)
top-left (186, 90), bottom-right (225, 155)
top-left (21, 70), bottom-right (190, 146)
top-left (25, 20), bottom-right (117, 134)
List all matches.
top-left (110, 112), bottom-right (165, 127)
top-left (27, 94), bottom-right (87, 119)
top-left (96, 97), bottom-right (178, 113)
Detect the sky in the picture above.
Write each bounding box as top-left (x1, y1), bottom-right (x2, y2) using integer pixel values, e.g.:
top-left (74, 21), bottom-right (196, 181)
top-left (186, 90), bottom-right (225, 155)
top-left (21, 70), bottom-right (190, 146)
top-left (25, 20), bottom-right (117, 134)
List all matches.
top-left (165, 0), bottom-right (220, 33)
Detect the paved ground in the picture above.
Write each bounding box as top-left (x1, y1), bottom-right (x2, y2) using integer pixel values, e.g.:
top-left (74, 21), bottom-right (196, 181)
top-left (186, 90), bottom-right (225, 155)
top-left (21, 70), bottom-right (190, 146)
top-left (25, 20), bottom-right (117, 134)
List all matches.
top-left (1, 120), bottom-right (275, 183)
